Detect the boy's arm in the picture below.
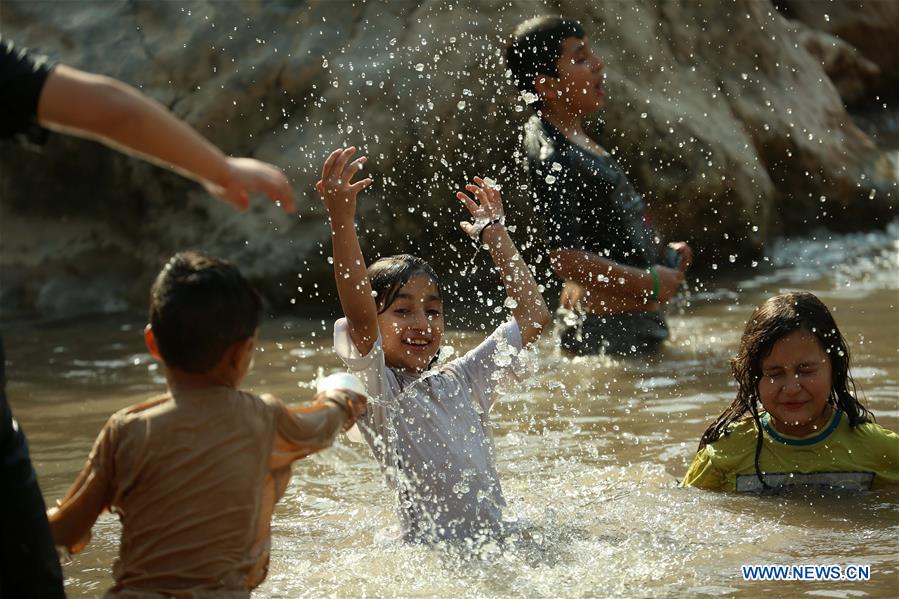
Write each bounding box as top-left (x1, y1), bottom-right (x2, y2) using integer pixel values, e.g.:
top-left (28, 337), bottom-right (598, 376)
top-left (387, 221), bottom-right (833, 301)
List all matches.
top-left (270, 389), bottom-right (366, 469)
top-left (37, 64), bottom-right (295, 213)
top-left (457, 177), bottom-right (550, 347)
top-left (46, 420), bottom-right (117, 553)
top-left (551, 248), bottom-right (684, 311)
top-left (316, 147), bottom-right (379, 356)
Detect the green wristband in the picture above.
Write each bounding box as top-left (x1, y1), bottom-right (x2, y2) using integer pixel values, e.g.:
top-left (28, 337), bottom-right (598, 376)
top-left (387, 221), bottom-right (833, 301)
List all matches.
top-left (648, 267), bottom-right (660, 301)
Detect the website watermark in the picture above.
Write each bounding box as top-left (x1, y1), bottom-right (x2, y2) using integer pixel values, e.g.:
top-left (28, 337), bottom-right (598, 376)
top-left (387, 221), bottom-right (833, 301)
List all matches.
top-left (742, 564), bottom-right (871, 582)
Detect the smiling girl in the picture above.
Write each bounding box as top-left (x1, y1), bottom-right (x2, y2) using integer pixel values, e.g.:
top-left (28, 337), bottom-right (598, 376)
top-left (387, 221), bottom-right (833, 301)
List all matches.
top-left (682, 292), bottom-right (899, 492)
top-left (316, 147), bottom-right (550, 542)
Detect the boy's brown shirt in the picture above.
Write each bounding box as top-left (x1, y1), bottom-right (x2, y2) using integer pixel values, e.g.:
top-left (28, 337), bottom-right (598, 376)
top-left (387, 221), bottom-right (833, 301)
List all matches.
top-left (51, 386), bottom-right (345, 597)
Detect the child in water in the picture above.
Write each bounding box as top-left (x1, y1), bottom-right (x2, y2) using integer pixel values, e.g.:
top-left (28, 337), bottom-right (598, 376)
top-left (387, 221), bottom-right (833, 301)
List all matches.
top-left (682, 291), bottom-right (899, 492)
top-left (317, 147), bottom-right (550, 542)
top-left (47, 251), bottom-right (365, 596)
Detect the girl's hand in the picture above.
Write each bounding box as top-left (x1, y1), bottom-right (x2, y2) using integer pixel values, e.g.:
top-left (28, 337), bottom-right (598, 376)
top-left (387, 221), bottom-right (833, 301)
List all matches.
top-left (315, 147), bottom-right (372, 220)
top-left (456, 176), bottom-right (505, 242)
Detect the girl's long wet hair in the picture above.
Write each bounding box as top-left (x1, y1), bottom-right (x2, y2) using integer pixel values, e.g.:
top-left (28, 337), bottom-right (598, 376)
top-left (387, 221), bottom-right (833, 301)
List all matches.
top-left (698, 291), bottom-right (873, 489)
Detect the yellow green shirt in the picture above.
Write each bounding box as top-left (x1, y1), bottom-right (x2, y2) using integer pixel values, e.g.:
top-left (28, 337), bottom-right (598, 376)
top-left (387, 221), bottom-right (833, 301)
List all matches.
top-left (682, 410), bottom-right (899, 492)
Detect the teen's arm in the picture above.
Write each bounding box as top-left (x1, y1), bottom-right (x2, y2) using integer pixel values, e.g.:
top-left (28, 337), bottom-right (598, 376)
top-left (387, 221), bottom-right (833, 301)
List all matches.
top-left (551, 248), bottom-right (684, 312)
top-left (315, 147), bottom-right (378, 356)
top-left (36, 64), bottom-right (295, 212)
top-left (457, 177), bottom-right (550, 347)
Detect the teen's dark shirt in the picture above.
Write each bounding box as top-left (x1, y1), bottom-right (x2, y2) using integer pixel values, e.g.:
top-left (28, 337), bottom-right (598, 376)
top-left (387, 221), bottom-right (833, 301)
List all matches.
top-left (522, 115), bottom-right (663, 270)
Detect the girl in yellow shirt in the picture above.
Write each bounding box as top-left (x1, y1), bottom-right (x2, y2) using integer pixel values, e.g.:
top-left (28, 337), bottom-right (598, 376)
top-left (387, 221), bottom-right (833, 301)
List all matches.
top-left (682, 291), bottom-right (899, 492)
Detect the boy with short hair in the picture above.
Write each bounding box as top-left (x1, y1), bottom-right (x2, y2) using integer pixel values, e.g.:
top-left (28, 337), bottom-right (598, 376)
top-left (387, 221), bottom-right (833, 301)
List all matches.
top-left (506, 16), bottom-right (694, 356)
top-left (47, 251), bottom-right (364, 596)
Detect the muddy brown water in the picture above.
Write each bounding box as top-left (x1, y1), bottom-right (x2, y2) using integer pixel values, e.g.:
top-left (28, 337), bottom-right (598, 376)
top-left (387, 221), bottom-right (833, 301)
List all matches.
top-left (4, 225), bottom-right (898, 597)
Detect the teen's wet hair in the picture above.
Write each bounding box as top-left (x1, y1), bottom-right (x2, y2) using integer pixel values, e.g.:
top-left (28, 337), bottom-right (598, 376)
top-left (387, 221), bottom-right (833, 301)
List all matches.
top-left (697, 291), bottom-right (873, 489)
top-left (368, 254), bottom-right (442, 314)
top-left (505, 16), bottom-right (585, 98)
top-left (150, 251), bottom-right (262, 373)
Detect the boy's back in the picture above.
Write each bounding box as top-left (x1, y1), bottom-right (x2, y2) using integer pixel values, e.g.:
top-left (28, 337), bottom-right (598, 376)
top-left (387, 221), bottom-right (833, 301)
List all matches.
top-left (60, 386), bottom-right (345, 596)
top-left (48, 251), bottom-right (363, 597)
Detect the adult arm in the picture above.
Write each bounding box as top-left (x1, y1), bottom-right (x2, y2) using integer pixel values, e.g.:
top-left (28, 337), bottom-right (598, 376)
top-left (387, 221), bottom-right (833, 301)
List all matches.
top-left (36, 64), bottom-right (295, 212)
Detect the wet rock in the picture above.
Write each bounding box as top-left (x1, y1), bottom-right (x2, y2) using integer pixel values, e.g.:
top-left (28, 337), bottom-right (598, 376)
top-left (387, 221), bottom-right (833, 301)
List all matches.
top-left (0, 0), bottom-right (895, 316)
top-left (790, 21), bottom-right (880, 106)
top-left (779, 0), bottom-right (899, 101)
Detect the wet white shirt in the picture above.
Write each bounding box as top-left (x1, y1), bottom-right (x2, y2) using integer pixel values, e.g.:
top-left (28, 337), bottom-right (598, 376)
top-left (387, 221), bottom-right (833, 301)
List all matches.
top-left (333, 318), bottom-right (522, 542)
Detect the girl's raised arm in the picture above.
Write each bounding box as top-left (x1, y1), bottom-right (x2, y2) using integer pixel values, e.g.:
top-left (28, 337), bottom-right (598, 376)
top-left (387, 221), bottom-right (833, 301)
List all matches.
top-left (457, 177), bottom-right (551, 347)
top-left (316, 147), bottom-right (379, 355)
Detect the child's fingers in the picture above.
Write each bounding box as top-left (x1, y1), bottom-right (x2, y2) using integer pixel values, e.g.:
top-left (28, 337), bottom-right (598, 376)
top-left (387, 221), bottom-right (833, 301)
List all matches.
top-left (343, 156), bottom-right (367, 183)
top-left (456, 191), bottom-right (479, 215)
top-left (465, 184), bottom-right (488, 205)
top-left (348, 178), bottom-right (373, 194)
top-left (331, 147), bottom-right (357, 182)
top-left (320, 148), bottom-right (343, 182)
top-left (459, 221), bottom-right (474, 236)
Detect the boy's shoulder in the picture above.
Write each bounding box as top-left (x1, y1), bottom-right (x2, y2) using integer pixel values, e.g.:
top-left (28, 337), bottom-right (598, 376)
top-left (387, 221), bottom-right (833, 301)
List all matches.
top-left (110, 393), bottom-right (173, 425)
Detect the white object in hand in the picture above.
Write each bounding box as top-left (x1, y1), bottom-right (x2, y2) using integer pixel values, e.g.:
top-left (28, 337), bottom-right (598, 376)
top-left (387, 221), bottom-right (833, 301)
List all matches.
top-left (316, 372), bottom-right (367, 444)
top-left (316, 372), bottom-right (367, 397)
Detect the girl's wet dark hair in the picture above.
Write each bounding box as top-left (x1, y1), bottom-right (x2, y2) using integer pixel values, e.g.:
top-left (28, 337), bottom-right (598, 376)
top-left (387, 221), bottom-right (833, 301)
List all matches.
top-left (698, 291), bottom-right (873, 489)
top-left (368, 254), bottom-right (441, 314)
top-left (505, 16), bottom-right (586, 97)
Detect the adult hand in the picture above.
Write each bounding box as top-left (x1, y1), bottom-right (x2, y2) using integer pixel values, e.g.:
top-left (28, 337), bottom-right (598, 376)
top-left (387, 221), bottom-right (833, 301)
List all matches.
top-left (668, 241), bottom-right (693, 272)
top-left (314, 147), bottom-right (372, 221)
top-left (206, 157), bottom-right (296, 213)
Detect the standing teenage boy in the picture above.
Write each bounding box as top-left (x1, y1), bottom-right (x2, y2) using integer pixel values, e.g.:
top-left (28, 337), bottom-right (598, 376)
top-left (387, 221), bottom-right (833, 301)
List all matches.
top-left (506, 17), bottom-right (693, 356)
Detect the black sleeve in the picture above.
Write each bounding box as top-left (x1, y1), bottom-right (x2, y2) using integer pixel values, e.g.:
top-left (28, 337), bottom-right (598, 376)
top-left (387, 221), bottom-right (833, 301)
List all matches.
top-left (0, 37), bottom-right (56, 140)
top-left (528, 154), bottom-right (583, 251)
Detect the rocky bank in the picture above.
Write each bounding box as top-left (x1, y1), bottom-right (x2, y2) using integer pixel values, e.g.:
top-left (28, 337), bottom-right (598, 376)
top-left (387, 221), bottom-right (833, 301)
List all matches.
top-left (1, 0), bottom-right (896, 317)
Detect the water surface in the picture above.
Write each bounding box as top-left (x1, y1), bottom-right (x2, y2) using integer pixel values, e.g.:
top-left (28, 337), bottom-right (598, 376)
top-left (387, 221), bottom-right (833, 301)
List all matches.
top-left (5, 224), bottom-right (898, 597)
